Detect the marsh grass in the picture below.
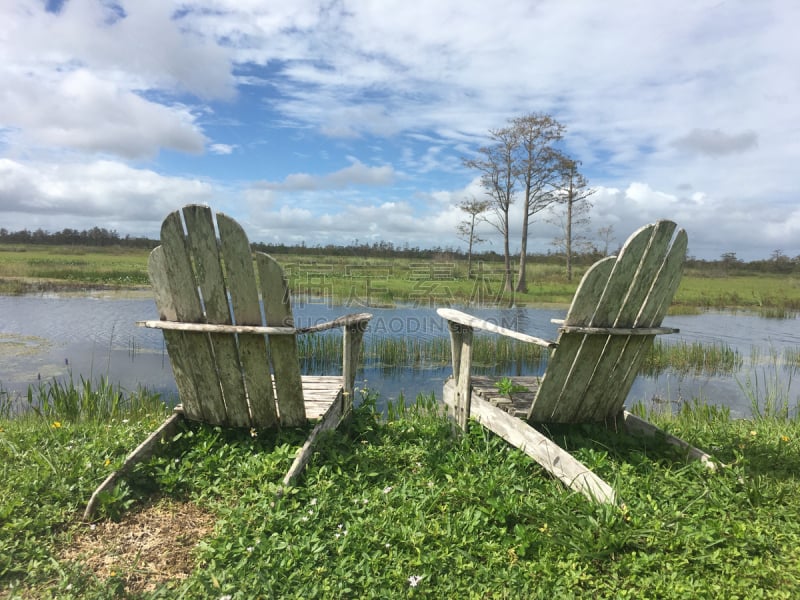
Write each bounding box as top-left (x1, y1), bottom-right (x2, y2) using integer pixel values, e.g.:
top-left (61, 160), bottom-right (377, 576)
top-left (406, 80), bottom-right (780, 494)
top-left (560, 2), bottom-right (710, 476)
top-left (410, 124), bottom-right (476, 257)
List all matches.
top-left (3, 382), bottom-right (800, 597)
top-left (738, 357), bottom-right (798, 420)
top-left (24, 374), bottom-right (166, 422)
top-left (297, 332), bottom-right (548, 372)
top-left (302, 332), bottom-right (745, 378)
top-left (640, 340), bottom-right (743, 376)
top-left (5, 244), bottom-right (800, 313)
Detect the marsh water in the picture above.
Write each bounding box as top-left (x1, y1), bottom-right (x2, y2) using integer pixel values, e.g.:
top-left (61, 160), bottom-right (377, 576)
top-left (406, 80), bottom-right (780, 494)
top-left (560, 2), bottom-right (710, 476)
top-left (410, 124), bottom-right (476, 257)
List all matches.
top-left (2, 294), bottom-right (799, 417)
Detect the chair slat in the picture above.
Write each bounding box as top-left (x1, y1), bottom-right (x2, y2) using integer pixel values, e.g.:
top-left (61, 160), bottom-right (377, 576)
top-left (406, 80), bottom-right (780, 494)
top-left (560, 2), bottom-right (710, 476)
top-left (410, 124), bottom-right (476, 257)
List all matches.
top-left (183, 205), bottom-right (250, 428)
top-left (147, 246), bottom-right (204, 421)
top-left (257, 253), bottom-right (306, 426)
top-left (589, 228), bottom-right (687, 420)
top-left (529, 222), bottom-right (683, 423)
top-left (577, 221), bottom-right (677, 419)
top-left (527, 256), bottom-right (615, 422)
top-left (157, 210), bottom-right (228, 425)
top-left (216, 213), bottom-right (279, 428)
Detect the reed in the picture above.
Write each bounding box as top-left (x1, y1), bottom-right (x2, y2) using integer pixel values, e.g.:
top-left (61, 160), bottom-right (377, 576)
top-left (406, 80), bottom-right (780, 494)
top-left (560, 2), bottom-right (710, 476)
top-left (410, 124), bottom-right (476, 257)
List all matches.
top-left (25, 374), bottom-right (166, 422)
top-left (640, 339), bottom-right (743, 376)
top-left (295, 332), bottom-right (548, 372)
top-left (738, 358), bottom-right (797, 420)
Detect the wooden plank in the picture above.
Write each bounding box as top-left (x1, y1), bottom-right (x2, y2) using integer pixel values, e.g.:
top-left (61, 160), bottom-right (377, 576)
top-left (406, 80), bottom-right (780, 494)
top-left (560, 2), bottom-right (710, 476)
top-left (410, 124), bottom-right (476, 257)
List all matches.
top-left (590, 229), bottom-right (688, 421)
top-left (557, 325), bottom-right (678, 336)
top-left (342, 320), bottom-right (366, 411)
top-left (147, 246), bottom-right (204, 421)
top-left (447, 320), bottom-right (463, 384)
top-left (137, 312), bottom-right (373, 335)
top-left (621, 411), bottom-right (717, 470)
top-left (532, 222), bottom-right (673, 423)
top-left (527, 257), bottom-right (615, 422)
top-left (137, 321), bottom-right (295, 335)
top-left (257, 252), bottom-right (306, 426)
top-left (549, 222), bottom-right (662, 422)
top-left (471, 375), bottom-right (539, 418)
top-left (299, 313), bottom-right (373, 334)
top-left (84, 409), bottom-right (184, 520)
top-left (159, 210), bottom-right (228, 425)
top-left (183, 205), bottom-right (250, 428)
top-left (217, 212), bottom-right (278, 428)
top-left (453, 326), bottom-right (473, 430)
top-left (579, 221), bottom-right (678, 420)
top-left (280, 389), bottom-right (347, 491)
top-left (437, 308), bottom-right (556, 348)
top-left (445, 380), bottom-right (616, 504)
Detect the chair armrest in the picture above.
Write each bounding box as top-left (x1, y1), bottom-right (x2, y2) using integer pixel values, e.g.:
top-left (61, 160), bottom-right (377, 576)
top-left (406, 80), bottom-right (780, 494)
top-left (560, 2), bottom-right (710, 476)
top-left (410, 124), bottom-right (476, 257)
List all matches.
top-left (297, 312), bottom-right (373, 334)
top-left (550, 319), bottom-right (678, 336)
top-left (437, 308), bottom-right (556, 349)
top-left (137, 312), bottom-right (372, 335)
top-left (137, 320), bottom-right (296, 334)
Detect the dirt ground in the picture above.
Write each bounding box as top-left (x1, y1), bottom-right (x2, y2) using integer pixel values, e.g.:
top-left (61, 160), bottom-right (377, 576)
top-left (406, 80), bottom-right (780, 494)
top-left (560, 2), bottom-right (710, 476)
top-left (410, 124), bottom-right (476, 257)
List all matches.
top-left (61, 498), bottom-right (215, 594)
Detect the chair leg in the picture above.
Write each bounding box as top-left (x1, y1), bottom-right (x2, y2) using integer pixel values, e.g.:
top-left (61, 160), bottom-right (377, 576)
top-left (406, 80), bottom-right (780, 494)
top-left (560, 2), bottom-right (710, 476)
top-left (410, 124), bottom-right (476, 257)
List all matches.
top-left (620, 411), bottom-right (719, 470)
top-left (280, 389), bottom-right (349, 491)
top-left (84, 408), bottom-right (185, 520)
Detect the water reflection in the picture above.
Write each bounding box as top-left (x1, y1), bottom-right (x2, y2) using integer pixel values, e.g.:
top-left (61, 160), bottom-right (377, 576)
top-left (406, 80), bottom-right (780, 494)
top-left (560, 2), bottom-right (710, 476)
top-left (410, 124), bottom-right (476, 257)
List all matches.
top-left (1, 295), bottom-right (798, 417)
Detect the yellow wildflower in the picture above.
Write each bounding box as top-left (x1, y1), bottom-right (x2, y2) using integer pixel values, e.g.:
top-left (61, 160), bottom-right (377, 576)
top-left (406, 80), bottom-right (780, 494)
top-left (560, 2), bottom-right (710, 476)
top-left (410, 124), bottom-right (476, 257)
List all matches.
top-left (749, 430), bottom-right (757, 437)
top-left (104, 458), bottom-right (111, 467)
top-left (781, 435), bottom-right (790, 443)
top-left (52, 421), bottom-right (62, 429)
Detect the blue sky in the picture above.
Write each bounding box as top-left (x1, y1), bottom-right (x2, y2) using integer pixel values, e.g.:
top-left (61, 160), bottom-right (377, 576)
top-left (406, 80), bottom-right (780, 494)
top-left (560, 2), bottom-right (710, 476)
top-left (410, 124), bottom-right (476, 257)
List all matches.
top-left (1, 0), bottom-right (798, 260)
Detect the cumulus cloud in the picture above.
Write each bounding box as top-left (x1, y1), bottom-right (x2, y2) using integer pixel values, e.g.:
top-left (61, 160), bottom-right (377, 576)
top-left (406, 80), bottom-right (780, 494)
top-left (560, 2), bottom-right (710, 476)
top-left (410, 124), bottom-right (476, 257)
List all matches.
top-left (2, 69), bottom-right (207, 158)
top-left (0, 1), bottom-right (229, 159)
top-left (1, 1), bottom-right (798, 260)
top-left (0, 159), bottom-right (213, 231)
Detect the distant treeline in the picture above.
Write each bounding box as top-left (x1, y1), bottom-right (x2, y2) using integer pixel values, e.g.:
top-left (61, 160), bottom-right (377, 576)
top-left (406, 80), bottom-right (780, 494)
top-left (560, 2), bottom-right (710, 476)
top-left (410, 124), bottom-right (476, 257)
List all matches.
top-left (686, 251), bottom-right (799, 275)
top-left (1, 227), bottom-right (797, 274)
top-left (0, 227), bottom-right (157, 249)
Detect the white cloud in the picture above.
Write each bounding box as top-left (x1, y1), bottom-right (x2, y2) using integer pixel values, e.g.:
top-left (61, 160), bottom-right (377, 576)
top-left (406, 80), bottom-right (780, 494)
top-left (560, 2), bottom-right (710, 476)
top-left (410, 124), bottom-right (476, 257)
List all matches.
top-left (209, 143), bottom-right (237, 155)
top-left (672, 129), bottom-right (758, 157)
top-left (255, 158), bottom-right (395, 191)
top-left (2, 69), bottom-right (207, 158)
top-left (0, 158), bottom-right (213, 231)
top-left (0, 1), bottom-right (228, 159)
top-left (0, 1), bottom-right (798, 260)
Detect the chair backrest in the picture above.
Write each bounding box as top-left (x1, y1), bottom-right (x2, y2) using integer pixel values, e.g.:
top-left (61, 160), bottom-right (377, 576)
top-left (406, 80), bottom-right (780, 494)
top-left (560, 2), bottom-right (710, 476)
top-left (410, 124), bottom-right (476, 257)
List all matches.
top-left (528, 220), bottom-right (687, 424)
top-left (148, 205), bottom-right (305, 428)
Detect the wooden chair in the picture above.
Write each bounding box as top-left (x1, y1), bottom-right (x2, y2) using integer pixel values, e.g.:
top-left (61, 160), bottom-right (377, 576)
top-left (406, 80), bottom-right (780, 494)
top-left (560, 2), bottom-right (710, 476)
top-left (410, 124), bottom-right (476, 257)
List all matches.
top-left (85, 205), bottom-right (371, 519)
top-left (438, 221), bottom-right (714, 504)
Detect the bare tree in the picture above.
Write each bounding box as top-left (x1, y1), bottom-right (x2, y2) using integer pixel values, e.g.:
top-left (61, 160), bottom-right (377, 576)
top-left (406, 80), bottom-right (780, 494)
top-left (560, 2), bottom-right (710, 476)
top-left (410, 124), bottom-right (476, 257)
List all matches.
top-left (456, 197), bottom-right (491, 279)
top-left (549, 158), bottom-right (595, 281)
top-left (462, 126), bottom-right (519, 292)
top-left (511, 113), bottom-right (565, 292)
top-left (596, 225), bottom-right (616, 256)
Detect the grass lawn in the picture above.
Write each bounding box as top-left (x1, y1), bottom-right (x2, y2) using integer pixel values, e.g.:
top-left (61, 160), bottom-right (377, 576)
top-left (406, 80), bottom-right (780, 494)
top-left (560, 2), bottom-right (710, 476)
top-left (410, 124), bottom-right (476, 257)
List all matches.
top-left (2, 382), bottom-right (800, 598)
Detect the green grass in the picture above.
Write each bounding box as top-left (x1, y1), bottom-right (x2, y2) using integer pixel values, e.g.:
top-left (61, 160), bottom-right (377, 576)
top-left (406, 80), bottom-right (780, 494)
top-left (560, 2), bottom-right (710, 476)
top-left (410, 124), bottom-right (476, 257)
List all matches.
top-left (675, 272), bottom-right (800, 315)
top-left (3, 381), bottom-right (800, 597)
top-left (0, 245), bottom-right (150, 293)
top-left (4, 244), bottom-right (800, 313)
top-left (300, 332), bottom-right (740, 378)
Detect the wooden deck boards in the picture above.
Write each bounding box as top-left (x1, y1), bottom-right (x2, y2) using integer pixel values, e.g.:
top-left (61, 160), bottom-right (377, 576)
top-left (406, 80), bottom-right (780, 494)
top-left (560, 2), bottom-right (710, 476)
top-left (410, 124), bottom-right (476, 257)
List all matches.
top-left (299, 375), bottom-right (343, 421)
top-left (470, 376), bottom-right (540, 418)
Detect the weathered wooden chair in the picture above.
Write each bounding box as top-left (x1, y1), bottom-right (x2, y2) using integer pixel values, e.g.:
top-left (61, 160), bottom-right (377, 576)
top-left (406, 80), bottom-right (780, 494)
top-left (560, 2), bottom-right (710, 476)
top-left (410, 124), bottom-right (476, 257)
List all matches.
top-left (85, 205), bottom-right (371, 519)
top-left (438, 220), bottom-right (714, 504)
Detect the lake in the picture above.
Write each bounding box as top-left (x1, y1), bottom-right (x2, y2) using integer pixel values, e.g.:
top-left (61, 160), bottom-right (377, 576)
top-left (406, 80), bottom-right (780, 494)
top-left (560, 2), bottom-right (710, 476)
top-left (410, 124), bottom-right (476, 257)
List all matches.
top-left (1, 294), bottom-right (799, 417)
